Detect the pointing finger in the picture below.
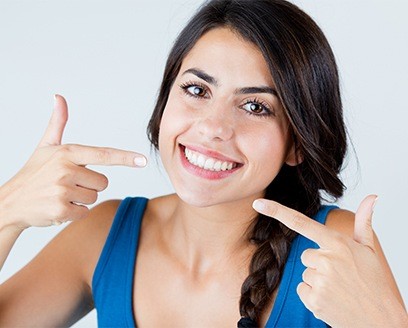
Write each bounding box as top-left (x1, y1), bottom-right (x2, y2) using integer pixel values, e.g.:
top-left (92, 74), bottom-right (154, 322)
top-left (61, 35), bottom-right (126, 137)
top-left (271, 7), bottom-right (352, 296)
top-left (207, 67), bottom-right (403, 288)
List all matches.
top-left (253, 199), bottom-right (334, 248)
top-left (60, 144), bottom-right (147, 167)
top-left (353, 194), bottom-right (377, 250)
top-left (39, 94), bottom-right (68, 147)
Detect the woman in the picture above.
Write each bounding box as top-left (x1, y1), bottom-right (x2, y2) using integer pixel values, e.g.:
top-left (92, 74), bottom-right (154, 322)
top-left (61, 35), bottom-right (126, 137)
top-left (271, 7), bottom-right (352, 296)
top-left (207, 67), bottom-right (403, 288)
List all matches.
top-left (0, 0), bottom-right (406, 327)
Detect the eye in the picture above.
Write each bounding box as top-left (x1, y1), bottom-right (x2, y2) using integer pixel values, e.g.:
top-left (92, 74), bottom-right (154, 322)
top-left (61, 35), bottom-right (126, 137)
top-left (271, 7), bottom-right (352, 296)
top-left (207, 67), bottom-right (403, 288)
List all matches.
top-left (241, 99), bottom-right (273, 117)
top-left (187, 85), bottom-right (206, 97)
top-left (179, 81), bottom-right (209, 99)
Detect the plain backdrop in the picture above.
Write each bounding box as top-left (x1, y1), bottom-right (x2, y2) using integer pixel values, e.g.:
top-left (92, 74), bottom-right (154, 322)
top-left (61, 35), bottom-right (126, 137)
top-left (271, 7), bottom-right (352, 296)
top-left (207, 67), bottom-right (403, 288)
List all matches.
top-left (0, 0), bottom-right (407, 326)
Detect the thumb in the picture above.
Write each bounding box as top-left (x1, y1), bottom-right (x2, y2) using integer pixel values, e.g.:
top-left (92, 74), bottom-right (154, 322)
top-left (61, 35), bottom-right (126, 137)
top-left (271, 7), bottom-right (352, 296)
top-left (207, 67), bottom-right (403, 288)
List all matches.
top-left (38, 94), bottom-right (69, 147)
top-left (353, 194), bottom-right (378, 250)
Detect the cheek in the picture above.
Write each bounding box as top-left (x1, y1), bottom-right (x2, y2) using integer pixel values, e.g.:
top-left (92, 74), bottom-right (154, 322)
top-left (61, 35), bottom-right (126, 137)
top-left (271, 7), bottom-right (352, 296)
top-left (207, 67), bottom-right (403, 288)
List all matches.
top-left (240, 123), bottom-right (290, 176)
top-left (158, 93), bottom-right (191, 155)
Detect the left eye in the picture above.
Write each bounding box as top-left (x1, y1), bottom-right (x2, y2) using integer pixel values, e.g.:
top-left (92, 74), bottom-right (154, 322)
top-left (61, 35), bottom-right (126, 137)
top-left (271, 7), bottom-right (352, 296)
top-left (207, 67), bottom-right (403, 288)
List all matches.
top-left (186, 85), bottom-right (207, 97)
top-left (241, 101), bottom-right (270, 115)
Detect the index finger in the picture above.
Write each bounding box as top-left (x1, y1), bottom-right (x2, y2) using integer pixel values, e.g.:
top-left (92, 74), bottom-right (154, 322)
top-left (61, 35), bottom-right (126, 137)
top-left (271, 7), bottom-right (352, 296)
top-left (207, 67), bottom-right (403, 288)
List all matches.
top-left (61, 144), bottom-right (147, 167)
top-left (252, 199), bottom-right (334, 248)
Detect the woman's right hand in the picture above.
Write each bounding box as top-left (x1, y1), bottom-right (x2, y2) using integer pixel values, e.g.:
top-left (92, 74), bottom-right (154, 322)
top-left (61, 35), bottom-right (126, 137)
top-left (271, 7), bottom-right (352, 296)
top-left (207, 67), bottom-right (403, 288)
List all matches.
top-left (0, 94), bottom-right (147, 231)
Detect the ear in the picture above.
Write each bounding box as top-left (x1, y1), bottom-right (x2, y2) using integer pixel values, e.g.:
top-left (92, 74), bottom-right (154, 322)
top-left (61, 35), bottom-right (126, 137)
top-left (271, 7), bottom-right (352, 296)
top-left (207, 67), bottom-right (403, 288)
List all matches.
top-left (285, 143), bottom-right (303, 166)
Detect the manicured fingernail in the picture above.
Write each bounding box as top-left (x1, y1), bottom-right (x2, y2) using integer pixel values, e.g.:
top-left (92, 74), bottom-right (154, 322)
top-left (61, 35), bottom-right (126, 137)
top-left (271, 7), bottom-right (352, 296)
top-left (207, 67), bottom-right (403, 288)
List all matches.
top-left (253, 199), bottom-right (265, 211)
top-left (134, 156), bottom-right (147, 167)
top-left (372, 196), bottom-right (379, 212)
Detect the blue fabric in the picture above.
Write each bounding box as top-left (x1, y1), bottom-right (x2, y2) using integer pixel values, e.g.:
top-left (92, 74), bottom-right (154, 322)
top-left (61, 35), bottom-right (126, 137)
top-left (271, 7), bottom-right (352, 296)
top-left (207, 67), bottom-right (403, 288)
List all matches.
top-left (92, 197), bottom-right (337, 327)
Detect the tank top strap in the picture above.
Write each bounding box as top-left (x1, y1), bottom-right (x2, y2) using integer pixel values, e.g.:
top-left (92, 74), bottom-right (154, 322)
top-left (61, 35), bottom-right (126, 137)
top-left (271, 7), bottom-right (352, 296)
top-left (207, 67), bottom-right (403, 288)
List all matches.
top-left (265, 204), bottom-right (338, 327)
top-left (92, 196), bottom-right (148, 327)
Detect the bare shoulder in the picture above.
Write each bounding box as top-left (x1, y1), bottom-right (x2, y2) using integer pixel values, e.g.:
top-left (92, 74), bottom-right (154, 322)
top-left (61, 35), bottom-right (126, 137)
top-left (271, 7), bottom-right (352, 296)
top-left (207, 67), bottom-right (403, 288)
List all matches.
top-left (325, 208), bottom-right (355, 237)
top-left (0, 199), bottom-right (123, 326)
top-left (325, 206), bottom-right (405, 307)
top-left (67, 199), bottom-right (122, 286)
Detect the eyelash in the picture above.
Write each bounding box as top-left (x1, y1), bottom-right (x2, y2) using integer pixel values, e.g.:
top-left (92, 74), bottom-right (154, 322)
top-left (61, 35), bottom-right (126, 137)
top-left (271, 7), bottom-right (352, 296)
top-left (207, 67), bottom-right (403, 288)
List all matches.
top-left (178, 81), bottom-right (274, 118)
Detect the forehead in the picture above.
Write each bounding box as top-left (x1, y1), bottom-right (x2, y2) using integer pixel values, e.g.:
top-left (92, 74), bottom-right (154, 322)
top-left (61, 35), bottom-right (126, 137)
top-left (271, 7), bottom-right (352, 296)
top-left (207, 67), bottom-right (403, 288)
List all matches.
top-left (180, 27), bottom-right (275, 87)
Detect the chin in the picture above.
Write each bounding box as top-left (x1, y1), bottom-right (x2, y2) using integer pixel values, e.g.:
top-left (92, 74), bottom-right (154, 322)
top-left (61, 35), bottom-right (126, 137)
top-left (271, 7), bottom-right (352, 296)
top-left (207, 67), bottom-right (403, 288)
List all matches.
top-left (176, 188), bottom-right (220, 208)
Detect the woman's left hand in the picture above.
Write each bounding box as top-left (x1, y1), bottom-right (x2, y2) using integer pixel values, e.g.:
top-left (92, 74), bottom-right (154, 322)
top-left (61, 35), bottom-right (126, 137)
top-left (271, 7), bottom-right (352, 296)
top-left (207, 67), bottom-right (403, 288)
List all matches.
top-left (252, 195), bottom-right (408, 328)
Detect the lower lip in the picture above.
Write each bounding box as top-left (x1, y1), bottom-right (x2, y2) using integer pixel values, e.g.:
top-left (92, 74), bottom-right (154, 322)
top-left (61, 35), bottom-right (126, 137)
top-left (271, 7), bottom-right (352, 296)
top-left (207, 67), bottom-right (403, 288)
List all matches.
top-left (179, 145), bottom-right (241, 180)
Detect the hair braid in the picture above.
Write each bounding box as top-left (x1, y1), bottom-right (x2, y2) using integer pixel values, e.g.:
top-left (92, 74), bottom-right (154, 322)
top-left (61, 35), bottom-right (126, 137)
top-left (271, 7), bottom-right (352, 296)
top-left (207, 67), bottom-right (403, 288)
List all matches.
top-left (239, 213), bottom-right (296, 325)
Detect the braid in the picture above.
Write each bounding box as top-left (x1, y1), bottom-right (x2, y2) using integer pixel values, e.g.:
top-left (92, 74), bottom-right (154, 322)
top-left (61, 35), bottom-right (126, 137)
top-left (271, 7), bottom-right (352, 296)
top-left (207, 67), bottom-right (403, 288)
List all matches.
top-left (238, 165), bottom-right (321, 326)
top-left (239, 214), bottom-right (296, 324)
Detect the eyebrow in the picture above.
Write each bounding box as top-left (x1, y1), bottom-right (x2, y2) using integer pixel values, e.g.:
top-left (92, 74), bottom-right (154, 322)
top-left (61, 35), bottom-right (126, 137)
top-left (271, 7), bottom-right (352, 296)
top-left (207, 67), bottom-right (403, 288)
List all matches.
top-left (182, 68), bottom-right (277, 96)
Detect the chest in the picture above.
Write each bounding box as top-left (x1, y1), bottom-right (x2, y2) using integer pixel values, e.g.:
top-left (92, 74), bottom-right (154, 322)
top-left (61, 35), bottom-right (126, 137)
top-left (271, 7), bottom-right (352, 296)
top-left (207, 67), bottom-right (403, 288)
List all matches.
top-left (132, 248), bottom-right (253, 327)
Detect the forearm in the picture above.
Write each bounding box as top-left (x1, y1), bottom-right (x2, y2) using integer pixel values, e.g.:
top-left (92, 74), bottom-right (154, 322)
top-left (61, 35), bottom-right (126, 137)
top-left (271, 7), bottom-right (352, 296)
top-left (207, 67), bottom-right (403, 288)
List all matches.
top-left (0, 190), bottom-right (25, 272)
top-left (0, 224), bottom-right (24, 272)
top-left (381, 296), bottom-right (408, 327)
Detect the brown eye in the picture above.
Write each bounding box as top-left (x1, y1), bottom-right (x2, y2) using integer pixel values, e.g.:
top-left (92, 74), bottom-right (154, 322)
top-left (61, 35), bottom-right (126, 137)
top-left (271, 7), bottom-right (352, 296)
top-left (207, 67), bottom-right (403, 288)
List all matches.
top-left (240, 100), bottom-right (273, 117)
top-left (243, 102), bottom-right (264, 114)
top-left (187, 85), bottom-right (207, 97)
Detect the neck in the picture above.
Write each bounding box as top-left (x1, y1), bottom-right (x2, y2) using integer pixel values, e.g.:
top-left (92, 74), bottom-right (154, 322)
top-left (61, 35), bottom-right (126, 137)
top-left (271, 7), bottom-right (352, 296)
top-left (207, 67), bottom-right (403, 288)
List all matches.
top-left (162, 194), bottom-right (261, 276)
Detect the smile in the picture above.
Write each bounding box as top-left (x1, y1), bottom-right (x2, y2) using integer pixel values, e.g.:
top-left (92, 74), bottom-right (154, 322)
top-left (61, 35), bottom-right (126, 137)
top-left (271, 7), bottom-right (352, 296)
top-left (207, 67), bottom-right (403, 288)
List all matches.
top-left (179, 144), bottom-right (242, 180)
top-left (184, 147), bottom-right (237, 172)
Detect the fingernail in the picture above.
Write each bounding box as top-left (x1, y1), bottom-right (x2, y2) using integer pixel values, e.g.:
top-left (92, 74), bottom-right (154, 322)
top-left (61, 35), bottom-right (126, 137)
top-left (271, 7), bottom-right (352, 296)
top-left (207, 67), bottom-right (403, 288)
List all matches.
top-left (253, 199), bottom-right (265, 211)
top-left (134, 156), bottom-right (147, 167)
top-left (372, 196), bottom-right (379, 212)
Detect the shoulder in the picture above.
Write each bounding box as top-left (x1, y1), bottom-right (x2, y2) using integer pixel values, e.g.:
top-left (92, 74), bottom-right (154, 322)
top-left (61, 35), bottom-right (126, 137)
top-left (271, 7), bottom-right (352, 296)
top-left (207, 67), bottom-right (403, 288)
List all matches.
top-left (325, 207), bottom-right (355, 237)
top-left (61, 199), bottom-right (123, 287)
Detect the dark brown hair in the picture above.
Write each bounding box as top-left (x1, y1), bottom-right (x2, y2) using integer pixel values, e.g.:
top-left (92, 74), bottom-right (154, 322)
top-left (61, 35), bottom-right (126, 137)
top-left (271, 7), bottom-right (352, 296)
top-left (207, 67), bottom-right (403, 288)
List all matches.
top-left (147, 0), bottom-right (347, 325)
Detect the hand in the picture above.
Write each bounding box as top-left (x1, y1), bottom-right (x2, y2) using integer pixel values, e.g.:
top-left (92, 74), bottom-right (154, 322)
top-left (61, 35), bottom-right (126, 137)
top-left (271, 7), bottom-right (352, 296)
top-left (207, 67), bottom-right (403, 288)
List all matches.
top-left (252, 195), bottom-right (407, 327)
top-left (0, 95), bottom-right (147, 230)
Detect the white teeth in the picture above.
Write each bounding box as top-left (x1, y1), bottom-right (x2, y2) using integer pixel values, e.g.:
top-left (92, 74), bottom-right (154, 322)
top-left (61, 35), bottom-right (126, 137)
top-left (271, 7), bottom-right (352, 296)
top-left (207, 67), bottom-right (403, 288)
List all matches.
top-left (213, 161), bottom-right (222, 171)
top-left (183, 147), bottom-right (237, 172)
top-left (204, 158), bottom-right (215, 170)
top-left (197, 155), bottom-right (206, 168)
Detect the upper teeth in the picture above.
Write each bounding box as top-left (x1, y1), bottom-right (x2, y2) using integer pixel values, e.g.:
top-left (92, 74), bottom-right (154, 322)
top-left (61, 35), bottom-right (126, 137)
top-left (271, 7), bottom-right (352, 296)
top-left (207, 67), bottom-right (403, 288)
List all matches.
top-left (184, 147), bottom-right (237, 172)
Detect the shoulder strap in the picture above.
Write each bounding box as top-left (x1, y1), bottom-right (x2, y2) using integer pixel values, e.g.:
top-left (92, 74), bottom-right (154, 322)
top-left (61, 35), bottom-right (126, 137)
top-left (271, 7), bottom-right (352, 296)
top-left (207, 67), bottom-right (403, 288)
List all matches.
top-left (92, 196), bottom-right (148, 327)
top-left (266, 205), bottom-right (338, 327)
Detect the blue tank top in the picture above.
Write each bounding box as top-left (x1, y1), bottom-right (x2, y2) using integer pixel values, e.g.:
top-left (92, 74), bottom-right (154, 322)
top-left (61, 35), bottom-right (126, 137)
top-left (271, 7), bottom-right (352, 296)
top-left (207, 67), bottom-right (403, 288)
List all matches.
top-left (92, 197), bottom-right (337, 327)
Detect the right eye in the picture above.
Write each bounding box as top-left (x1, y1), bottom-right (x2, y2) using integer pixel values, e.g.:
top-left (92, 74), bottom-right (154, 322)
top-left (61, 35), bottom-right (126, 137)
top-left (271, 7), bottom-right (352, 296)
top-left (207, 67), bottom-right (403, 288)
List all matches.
top-left (179, 82), bottom-right (209, 99)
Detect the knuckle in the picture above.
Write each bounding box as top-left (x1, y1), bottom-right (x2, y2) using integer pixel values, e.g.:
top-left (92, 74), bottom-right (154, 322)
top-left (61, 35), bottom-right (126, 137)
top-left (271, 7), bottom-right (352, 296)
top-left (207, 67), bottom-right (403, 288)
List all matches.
top-left (267, 203), bottom-right (278, 217)
top-left (300, 249), bottom-right (312, 263)
top-left (291, 213), bottom-right (308, 231)
top-left (78, 206), bottom-right (90, 220)
top-left (308, 294), bottom-right (324, 315)
top-left (55, 144), bottom-right (73, 158)
top-left (95, 149), bottom-right (111, 163)
top-left (55, 165), bottom-right (71, 183)
top-left (332, 232), bottom-right (347, 246)
top-left (319, 254), bottom-right (332, 272)
top-left (301, 269), bottom-right (308, 282)
top-left (54, 185), bottom-right (70, 199)
top-left (51, 203), bottom-right (68, 219)
top-left (99, 174), bottom-right (109, 190)
top-left (121, 154), bottom-right (130, 166)
top-left (90, 191), bottom-right (98, 204)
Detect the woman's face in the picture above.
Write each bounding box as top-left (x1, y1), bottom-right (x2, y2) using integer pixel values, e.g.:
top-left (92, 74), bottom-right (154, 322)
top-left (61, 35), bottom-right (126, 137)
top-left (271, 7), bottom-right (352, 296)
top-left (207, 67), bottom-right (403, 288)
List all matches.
top-left (158, 27), bottom-right (296, 207)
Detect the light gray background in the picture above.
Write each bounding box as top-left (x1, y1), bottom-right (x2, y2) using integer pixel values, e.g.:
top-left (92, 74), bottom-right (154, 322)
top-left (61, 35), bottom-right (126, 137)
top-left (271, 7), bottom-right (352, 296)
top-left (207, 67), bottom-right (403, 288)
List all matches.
top-left (0, 1), bottom-right (407, 326)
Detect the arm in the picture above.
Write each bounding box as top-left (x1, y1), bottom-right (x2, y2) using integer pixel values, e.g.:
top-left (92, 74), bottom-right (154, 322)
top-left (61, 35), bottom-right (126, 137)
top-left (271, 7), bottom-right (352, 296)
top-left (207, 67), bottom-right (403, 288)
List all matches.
top-left (0, 200), bottom-right (120, 326)
top-left (0, 94), bottom-right (144, 272)
top-left (0, 221), bottom-right (23, 273)
top-left (0, 95), bottom-right (145, 324)
top-left (252, 196), bottom-right (408, 327)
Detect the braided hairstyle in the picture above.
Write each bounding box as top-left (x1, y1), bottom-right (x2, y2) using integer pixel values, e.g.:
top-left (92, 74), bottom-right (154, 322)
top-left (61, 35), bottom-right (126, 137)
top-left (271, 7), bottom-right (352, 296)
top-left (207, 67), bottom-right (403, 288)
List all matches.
top-left (147, 0), bottom-right (347, 326)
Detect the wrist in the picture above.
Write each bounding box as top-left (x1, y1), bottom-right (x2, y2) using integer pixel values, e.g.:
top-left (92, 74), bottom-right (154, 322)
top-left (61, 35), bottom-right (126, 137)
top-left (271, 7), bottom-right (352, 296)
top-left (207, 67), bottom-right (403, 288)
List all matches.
top-left (0, 186), bottom-right (26, 233)
top-left (377, 294), bottom-right (408, 327)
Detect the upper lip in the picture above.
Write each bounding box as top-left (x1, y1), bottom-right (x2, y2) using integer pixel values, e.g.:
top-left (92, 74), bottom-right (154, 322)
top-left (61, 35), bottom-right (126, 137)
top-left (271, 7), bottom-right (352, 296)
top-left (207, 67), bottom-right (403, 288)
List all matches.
top-left (180, 143), bottom-right (243, 164)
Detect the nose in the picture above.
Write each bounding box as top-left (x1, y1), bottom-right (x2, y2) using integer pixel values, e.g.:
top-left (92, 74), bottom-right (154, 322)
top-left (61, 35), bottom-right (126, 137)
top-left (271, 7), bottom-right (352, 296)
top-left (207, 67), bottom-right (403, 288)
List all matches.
top-left (196, 106), bottom-right (234, 142)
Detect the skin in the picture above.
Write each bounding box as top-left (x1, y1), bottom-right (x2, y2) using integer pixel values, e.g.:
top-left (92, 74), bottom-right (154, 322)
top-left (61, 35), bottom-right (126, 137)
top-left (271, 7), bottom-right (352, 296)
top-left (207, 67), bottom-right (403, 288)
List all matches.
top-left (0, 28), bottom-right (406, 327)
